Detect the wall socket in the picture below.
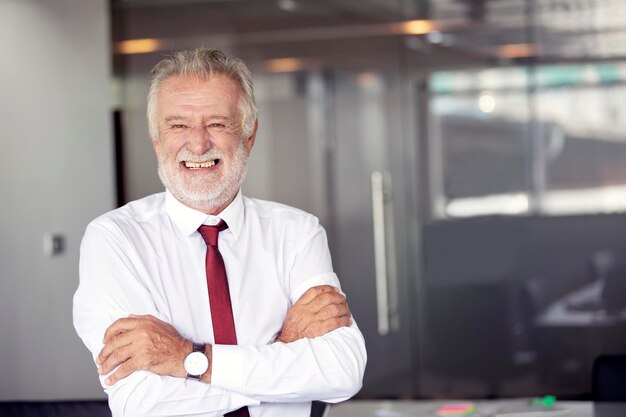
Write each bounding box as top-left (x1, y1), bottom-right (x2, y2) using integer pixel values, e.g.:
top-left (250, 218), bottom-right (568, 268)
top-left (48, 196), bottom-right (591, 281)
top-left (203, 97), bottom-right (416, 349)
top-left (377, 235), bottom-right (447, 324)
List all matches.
top-left (43, 233), bottom-right (66, 257)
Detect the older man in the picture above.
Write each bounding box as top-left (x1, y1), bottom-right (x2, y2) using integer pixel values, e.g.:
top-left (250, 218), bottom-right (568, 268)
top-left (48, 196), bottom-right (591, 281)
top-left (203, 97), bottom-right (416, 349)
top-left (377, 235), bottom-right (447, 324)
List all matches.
top-left (73, 49), bottom-right (366, 417)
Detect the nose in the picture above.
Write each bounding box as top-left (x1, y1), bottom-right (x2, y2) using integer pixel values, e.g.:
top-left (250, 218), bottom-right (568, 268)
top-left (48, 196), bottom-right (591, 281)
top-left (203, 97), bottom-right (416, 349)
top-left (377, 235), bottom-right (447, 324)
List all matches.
top-left (187, 126), bottom-right (213, 155)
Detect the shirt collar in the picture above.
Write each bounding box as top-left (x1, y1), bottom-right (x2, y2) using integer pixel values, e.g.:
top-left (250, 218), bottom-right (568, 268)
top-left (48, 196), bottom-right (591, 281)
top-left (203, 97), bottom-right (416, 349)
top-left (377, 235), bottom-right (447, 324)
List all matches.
top-left (165, 189), bottom-right (244, 240)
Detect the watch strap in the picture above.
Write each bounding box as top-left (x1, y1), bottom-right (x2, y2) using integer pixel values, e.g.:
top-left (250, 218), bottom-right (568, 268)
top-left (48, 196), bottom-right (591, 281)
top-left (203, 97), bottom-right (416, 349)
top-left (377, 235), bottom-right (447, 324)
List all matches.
top-left (191, 342), bottom-right (205, 353)
top-left (186, 342), bottom-right (207, 379)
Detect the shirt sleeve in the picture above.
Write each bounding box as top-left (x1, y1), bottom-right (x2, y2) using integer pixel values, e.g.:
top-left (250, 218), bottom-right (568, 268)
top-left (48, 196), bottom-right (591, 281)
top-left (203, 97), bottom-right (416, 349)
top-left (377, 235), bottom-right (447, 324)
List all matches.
top-left (211, 323), bottom-right (366, 403)
top-left (210, 214), bottom-right (367, 403)
top-left (73, 221), bottom-right (260, 417)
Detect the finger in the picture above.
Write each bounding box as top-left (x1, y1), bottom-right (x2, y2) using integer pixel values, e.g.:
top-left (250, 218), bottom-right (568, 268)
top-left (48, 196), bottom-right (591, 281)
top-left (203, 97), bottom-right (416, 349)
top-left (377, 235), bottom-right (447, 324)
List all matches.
top-left (296, 286), bottom-right (326, 305)
top-left (316, 285), bottom-right (339, 293)
top-left (103, 317), bottom-right (139, 343)
top-left (316, 302), bottom-right (351, 321)
top-left (306, 316), bottom-right (351, 339)
top-left (98, 342), bottom-right (133, 375)
top-left (104, 359), bottom-right (136, 386)
top-left (308, 291), bottom-right (346, 312)
top-left (98, 330), bottom-right (135, 364)
top-left (312, 285), bottom-right (339, 294)
top-left (296, 285), bottom-right (339, 305)
top-left (321, 315), bottom-right (352, 333)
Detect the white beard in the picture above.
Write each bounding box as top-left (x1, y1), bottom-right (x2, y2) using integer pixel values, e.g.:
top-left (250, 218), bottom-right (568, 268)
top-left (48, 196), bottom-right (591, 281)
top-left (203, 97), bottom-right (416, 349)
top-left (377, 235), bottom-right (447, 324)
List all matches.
top-left (157, 140), bottom-right (248, 214)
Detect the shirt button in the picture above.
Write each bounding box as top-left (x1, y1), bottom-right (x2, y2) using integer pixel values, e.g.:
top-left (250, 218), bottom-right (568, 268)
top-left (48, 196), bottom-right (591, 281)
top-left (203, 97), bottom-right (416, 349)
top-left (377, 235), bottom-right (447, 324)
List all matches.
top-left (207, 218), bottom-right (220, 226)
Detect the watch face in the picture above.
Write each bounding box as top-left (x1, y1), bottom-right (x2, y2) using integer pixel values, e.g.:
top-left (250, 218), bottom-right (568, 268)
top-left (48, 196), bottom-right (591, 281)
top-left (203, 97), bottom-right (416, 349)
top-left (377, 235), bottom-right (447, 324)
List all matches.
top-left (184, 351), bottom-right (209, 376)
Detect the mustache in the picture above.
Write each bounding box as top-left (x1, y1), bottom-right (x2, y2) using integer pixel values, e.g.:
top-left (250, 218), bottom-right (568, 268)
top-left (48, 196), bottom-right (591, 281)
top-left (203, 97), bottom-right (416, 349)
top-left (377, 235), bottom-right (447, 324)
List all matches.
top-left (175, 149), bottom-right (224, 163)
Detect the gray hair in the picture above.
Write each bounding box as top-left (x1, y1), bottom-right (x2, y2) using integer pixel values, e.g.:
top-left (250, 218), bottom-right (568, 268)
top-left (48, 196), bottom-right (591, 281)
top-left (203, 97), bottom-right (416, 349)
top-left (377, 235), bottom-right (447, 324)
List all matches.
top-left (147, 48), bottom-right (258, 140)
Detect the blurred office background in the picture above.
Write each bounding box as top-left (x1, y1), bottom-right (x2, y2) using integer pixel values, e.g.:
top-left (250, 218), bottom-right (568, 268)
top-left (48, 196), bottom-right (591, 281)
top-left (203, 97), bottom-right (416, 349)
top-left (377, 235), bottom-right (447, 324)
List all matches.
top-left (2, 0), bottom-right (626, 404)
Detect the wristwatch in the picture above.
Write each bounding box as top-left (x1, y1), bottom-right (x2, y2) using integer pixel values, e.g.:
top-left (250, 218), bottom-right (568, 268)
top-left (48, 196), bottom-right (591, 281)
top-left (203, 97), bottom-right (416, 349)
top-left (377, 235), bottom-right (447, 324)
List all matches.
top-left (184, 342), bottom-right (209, 379)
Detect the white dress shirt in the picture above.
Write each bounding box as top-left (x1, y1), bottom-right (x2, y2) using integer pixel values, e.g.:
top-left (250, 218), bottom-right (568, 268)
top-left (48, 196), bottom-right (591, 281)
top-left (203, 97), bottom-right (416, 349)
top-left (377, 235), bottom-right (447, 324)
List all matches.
top-left (73, 190), bottom-right (367, 417)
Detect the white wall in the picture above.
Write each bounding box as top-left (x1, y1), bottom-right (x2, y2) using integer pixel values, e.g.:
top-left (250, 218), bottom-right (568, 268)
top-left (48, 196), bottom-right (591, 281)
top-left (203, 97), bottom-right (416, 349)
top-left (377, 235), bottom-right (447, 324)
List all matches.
top-left (0, 0), bottom-right (113, 400)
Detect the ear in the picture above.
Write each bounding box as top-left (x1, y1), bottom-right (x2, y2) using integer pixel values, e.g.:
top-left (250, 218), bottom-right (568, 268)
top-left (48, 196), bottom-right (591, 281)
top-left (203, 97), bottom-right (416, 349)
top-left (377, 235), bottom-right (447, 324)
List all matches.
top-left (244, 120), bottom-right (258, 156)
top-left (151, 138), bottom-right (160, 155)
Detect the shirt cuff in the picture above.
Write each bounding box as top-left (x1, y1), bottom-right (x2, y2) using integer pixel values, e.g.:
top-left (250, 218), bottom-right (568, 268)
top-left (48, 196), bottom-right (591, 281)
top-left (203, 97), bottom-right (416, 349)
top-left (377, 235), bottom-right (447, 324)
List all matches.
top-left (211, 344), bottom-right (247, 392)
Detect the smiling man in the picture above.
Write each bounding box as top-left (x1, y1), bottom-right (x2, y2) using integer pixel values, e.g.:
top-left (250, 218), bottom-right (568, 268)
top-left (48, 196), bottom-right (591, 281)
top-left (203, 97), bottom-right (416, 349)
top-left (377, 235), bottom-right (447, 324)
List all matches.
top-left (73, 49), bottom-right (366, 417)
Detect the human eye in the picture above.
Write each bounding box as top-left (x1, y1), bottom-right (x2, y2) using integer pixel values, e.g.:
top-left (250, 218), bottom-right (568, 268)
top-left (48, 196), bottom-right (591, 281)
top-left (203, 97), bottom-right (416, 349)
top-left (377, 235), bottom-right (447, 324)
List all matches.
top-left (207, 122), bottom-right (226, 131)
top-left (171, 124), bottom-right (188, 129)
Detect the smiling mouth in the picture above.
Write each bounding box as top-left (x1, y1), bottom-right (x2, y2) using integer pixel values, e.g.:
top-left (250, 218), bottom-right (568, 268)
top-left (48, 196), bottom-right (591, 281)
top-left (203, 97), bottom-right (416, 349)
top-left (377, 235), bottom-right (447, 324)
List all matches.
top-left (183, 159), bottom-right (219, 169)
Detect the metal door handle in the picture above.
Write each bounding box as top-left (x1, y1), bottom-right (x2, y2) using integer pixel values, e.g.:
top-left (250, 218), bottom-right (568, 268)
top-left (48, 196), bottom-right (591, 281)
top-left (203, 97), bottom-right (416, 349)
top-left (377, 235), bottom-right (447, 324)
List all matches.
top-left (371, 171), bottom-right (399, 335)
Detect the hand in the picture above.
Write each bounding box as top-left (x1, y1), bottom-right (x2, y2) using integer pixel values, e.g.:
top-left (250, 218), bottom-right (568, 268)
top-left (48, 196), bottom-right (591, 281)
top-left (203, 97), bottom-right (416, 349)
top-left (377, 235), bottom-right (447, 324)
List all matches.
top-left (276, 285), bottom-right (352, 343)
top-left (96, 314), bottom-right (190, 385)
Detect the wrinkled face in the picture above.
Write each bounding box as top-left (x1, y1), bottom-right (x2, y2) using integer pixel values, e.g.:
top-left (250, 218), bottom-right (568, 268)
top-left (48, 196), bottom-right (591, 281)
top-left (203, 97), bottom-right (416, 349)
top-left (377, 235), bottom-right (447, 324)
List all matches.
top-left (153, 74), bottom-right (256, 214)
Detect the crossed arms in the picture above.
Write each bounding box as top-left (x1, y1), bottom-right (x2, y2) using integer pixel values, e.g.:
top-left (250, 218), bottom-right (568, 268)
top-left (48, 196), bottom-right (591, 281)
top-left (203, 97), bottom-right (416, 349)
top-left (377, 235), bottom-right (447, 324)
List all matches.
top-left (73, 220), bottom-right (367, 417)
top-left (96, 286), bottom-right (352, 385)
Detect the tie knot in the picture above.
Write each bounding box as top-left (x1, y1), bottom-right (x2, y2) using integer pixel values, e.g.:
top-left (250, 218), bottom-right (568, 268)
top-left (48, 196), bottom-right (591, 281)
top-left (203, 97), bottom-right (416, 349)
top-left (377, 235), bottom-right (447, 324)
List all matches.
top-left (198, 221), bottom-right (228, 247)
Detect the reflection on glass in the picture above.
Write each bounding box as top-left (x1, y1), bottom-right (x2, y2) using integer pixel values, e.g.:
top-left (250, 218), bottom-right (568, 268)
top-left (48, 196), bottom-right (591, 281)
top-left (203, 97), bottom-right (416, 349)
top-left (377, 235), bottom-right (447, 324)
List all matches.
top-left (430, 62), bottom-right (626, 218)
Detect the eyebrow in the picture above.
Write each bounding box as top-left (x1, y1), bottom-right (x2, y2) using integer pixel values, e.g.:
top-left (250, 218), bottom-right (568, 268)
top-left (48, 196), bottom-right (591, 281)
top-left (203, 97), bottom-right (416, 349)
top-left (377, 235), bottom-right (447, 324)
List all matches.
top-left (163, 115), bottom-right (188, 124)
top-left (162, 116), bottom-right (185, 125)
top-left (162, 115), bottom-right (234, 124)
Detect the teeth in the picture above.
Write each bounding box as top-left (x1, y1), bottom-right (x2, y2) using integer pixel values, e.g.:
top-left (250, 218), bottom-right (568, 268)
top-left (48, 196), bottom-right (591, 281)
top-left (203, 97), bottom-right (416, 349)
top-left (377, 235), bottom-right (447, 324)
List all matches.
top-left (185, 160), bottom-right (217, 169)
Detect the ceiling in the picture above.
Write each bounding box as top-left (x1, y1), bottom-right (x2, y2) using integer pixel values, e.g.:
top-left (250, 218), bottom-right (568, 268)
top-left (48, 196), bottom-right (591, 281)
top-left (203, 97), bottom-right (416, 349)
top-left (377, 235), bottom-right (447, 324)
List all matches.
top-left (111, 0), bottom-right (626, 73)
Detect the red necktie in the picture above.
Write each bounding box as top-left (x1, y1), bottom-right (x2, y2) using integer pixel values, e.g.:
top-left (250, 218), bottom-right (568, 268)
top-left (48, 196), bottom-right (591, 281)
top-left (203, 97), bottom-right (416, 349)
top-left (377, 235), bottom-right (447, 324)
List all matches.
top-left (199, 222), bottom-right (250, 417)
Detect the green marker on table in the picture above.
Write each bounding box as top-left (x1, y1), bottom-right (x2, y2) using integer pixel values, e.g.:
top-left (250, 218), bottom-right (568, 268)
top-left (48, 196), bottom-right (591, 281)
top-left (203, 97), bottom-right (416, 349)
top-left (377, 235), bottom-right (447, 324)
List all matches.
top-left (531, 396), bottom-right (556, 408)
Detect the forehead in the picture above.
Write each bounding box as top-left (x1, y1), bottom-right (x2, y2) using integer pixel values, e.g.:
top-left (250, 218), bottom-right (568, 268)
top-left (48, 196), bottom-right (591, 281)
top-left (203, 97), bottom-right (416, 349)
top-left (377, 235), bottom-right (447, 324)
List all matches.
top-left (157, 74), bottom-right (241, 115)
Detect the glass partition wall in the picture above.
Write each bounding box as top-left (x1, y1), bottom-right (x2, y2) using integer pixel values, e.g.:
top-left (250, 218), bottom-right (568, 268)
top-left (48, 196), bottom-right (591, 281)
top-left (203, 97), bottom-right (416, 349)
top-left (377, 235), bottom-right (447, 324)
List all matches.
top-left (112, 0), bottom-right (626, 399)
top-left (421, 0), bottom-right (626, 398)
top-left (430, 63), bottom-right (626, 219)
